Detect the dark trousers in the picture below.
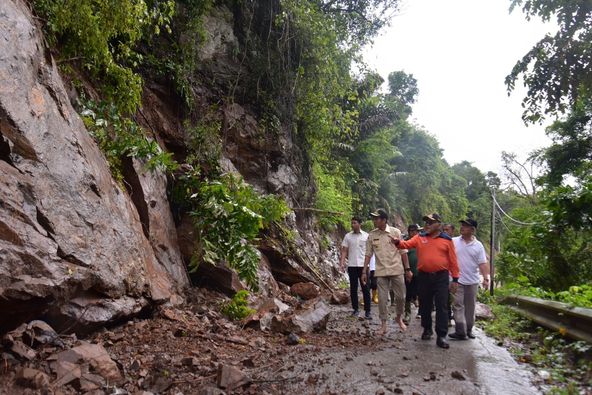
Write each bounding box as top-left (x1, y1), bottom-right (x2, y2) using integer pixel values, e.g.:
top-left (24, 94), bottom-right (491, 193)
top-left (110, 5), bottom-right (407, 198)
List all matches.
top-left (418, 271), bottom-right (449, 337)
top-left (369, 270), bottom-right (377, 290)
top-left (347, 266), bottom-right (371, 313)
top-left (404, 276), bottom-right (418, 314)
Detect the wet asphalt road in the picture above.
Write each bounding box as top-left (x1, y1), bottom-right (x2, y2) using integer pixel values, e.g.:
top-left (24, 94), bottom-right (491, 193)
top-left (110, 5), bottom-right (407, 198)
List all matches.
top-left (261, 304), bottom-right (539, 395)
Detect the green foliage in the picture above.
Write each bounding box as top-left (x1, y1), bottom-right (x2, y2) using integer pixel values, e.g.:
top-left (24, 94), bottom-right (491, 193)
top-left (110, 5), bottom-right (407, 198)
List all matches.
top-left (388, 127), bottom-right (469, 223)
top-left (313, 162), bottom-right (353, 230)
top-left (507, 0), bottom-right (592, 122)
top-left (144, 0), bottom-right (215, 107)
top-left (80, 98), bottom-right (178, 182)
top-left (480, 303), bottom-right (533, 342)
top-left (33, 0), bottom-right (174, 113)
top-left (221, 290), bottom-right (255, 321)
top-left (185, 117), bottom-right (223, 175)
top-left (318, 0), bottom-right (400, 47)
top-left (386, 71), bottom-right (418, 118)
top-left (495, 193), bottom-right (592, 291)
top-left (185, 173), bottom-right (290, 289)
top-left (500, 281), bottom-right (592, 308)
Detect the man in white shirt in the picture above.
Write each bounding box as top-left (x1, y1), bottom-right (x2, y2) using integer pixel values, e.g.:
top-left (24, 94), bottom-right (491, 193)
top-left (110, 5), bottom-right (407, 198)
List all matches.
top-left (340, 216), bottom-right (372, 319)
top-left (449, 219), bottom-right (490, 340)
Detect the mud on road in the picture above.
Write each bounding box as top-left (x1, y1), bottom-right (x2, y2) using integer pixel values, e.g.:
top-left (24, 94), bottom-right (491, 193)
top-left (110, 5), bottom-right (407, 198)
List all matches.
top-left (253, 305), bottom-right (538, 395)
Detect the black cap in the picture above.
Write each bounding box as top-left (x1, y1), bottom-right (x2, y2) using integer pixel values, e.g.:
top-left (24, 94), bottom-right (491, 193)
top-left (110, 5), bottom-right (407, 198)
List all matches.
top-left (370, 208), bottom-right (389, 220)
top-left (460, 218), bottom-right (478, 228)
top-left (408, 224), bottom-right (422, 231)
top-left (422, 213), bottom-right (442, 223)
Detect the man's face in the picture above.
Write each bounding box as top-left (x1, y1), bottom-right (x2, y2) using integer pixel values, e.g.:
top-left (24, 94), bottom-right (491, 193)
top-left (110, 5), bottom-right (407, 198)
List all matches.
top-left (351, 220), bottom-right (361, 232)
top-left (424, 221), bottom-right (441, 234)
top-left (408, 229), bottom-right (419, 238)
top-left (443, 225), bottom-right (454, 236)
top-left (460, 223), bottom-right (475, 237)
top-left (372, 217), bottom-right (385, 228)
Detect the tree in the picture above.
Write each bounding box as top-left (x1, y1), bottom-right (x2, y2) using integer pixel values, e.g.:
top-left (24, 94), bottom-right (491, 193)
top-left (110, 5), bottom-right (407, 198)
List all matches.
top-left (318, 0), bottom-right (400, 46)
top-left (506, 0), bottom-right (592, 123)
top-left (500, 151), bottom-right (542, 202)
top-left (386, 71), bottom-right (418, 120)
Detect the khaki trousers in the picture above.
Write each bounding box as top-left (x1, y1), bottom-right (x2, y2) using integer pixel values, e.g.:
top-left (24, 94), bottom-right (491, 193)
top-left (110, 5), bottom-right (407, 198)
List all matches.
top-left (453, 283), bottom-right (479, 336)
top-left (377, 275), bottom-right (405, 321)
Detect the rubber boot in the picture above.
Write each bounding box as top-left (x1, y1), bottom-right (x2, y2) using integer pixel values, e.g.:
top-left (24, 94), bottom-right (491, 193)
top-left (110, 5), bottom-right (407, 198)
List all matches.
top-left (372, 289), bottom-right (379, 304)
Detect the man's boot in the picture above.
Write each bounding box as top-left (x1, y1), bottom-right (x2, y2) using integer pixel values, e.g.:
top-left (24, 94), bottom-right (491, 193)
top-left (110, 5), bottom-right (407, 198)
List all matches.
top-left (372, 289), bottom-right (379, 304)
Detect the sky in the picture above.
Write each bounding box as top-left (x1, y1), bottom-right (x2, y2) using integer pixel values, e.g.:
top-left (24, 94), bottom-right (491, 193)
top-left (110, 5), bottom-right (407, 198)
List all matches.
top-left (363, 0), bottom-right (557, 174)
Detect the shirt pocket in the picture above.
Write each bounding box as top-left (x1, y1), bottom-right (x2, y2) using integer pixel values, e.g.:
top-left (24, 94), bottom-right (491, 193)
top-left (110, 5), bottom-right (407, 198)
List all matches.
top-left (372, 239), bottom-right (380, 250)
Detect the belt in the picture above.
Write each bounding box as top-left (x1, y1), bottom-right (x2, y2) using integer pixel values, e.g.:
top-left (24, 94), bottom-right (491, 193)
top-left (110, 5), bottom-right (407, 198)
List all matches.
top-left (418, 270), bottom-right (448, 275)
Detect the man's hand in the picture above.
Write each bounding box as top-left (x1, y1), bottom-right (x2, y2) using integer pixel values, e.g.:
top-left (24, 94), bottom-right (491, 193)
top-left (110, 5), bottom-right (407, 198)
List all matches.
top-left (405, 270), bottom-right (413, 283)
top-left (449, 281), bottom-right (458, 294)
top-left (482, 277), bottom-right (490, 289)
top-left (339, 262), bottom-right (346, 272)
top-left (361, 269), bottom-right (368, 285)
top-left (389, 236), bottom-right (400, 246)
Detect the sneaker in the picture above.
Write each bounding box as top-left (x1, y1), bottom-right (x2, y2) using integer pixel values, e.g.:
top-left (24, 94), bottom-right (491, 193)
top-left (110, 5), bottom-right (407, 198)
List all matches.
top-left (421, 330), bottom-right (433, 340)
top-left (467, 331), bottom-right (475, 339)
top-left (351, 310), bottom-right (359, 317)
top-left (365, 311), bottom-right (372, 320)
top-left (436, 337), bottom-right (450, 349)
top-left (448, 333), bottom-right (468, 340)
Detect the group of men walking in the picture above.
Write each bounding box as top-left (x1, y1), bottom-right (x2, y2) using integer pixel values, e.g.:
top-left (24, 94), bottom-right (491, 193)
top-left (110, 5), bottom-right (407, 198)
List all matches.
top-left (340, 209), bottom-right (490, 349)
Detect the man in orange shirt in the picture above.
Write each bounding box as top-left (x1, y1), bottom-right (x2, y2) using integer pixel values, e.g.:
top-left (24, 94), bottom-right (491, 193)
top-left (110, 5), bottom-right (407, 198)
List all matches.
top-left (391, 213), bottom-right (459, 349)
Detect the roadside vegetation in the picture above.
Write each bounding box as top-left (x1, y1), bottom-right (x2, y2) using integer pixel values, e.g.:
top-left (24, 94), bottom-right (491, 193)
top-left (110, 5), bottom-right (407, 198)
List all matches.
top-left (478, 290), bottom-right (592, 394)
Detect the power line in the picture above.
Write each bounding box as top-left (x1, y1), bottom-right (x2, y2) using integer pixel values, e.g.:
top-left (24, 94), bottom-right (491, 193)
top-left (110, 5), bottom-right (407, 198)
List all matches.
top-left (496, 210), bottom-right (512, 232)
top-left (491, 192), bottom-right (540, 226)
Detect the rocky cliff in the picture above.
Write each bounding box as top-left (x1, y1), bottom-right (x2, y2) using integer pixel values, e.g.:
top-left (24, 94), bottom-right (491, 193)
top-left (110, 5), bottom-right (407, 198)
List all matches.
top-left (0, 0), bottom-right (339, 334)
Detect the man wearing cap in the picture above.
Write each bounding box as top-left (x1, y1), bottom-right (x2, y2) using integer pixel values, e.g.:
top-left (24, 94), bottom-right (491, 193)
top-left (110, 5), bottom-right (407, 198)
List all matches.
top-left (403, 224), bottom-right (421, 324)
top-left (391, 213), bottom-right (460, 349)
top-left (362, 209), bottom-right (412, 335)
top-left (449, 219), bottom-right (490, 340)
top-left (340, 216), bottom-right (372, 319)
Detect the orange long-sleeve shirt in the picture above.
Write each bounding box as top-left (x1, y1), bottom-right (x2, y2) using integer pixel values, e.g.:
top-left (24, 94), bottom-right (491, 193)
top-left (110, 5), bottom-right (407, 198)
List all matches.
top-left (397, 232), bottom-right (460, 279)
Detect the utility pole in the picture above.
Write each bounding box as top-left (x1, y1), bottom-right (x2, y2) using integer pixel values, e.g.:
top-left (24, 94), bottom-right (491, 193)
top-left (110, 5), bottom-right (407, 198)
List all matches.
top-left (489, 189), bottom-right (496, 296)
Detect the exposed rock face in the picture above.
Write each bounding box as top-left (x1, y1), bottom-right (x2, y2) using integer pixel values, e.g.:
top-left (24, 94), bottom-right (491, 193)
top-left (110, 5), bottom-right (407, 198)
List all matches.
top-left (0, 0), bottom-right (187, 333)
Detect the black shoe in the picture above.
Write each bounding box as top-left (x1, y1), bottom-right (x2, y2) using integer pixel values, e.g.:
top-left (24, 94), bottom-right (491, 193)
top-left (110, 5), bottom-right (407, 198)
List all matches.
top-left (436, 337), bottom-right (450, 349)
top-left (448, 333), bottom-right (468, 340)
top-left (421, 330), bottom-right (433, 340)
top-left (365, 311), bottom-right (372, 320)
top-left (351, 310), bottom-right (359, 317)
top-left (467, 331), bottom-right (475, 339)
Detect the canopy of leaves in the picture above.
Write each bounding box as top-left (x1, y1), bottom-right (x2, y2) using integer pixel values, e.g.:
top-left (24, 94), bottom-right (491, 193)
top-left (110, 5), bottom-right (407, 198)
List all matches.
top-left (507, 0), bottom-right (592, 123)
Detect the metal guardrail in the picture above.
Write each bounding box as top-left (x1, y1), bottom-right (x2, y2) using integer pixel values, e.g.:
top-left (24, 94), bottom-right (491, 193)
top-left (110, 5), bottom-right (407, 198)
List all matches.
top-left (502, 295), bottom-right (592, 344)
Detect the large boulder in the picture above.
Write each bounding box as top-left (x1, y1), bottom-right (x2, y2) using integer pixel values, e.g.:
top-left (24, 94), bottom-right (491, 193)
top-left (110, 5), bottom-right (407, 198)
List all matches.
top-left (270, 301), bottom-right (331, 334)
top-left (0, 0), bottom-right (187, 333)
top-left (290, 282), bottom-right (320, 300)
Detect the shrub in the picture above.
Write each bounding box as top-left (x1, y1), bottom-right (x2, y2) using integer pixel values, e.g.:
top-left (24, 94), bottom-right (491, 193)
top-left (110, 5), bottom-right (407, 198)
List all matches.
top-left (185, 174), bottom-right (290, 289)
top-left (80, 98), bottom-right (178, 182)
top-left (221, 290), bottom-right (255, 321)
top-left (33, 0), bottom-right (174, 113)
